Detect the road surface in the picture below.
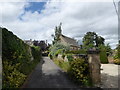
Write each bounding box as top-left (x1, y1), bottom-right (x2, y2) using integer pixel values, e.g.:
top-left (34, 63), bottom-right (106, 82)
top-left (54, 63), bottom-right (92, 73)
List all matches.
top-left (23, 57), bottom-right (80, 88)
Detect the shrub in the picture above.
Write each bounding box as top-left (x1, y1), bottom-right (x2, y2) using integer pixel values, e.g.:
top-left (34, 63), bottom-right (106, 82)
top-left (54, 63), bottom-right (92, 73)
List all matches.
top-left (48, 53), bottom-right (53, 59)
top-left (65, 49), bottom-right (87, 54)
top-left (113, 59), bottom-right (120, 65)
top-left (53, 59), bottom-right (70, 72)
top-left (31, 46), bottom-right (41, 61)
top-left (3, 61), bottom-right (26, 88)
top-left (114, 45), bottom-right (120, 60)
top-left (49, 43), bottom-right (70, 58)
top-left (68, 58), bottom-right (90, 86)
top-left (67, 54), bottom-right (73, 62)
top-left (62, 54), bottom-right (65, 59)
top-left (99, 45), bottom-right (108, 64)
top-left (100, 49), bottom-right (108, 64)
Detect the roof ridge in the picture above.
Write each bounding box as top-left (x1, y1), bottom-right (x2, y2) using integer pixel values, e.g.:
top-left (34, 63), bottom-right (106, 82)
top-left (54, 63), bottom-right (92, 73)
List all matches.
top-left (61, 34), bottom-right (75, 40)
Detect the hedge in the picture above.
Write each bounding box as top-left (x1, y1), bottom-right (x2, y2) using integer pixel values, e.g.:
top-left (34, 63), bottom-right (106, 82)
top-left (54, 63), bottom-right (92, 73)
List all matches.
top-left (68, 58), bottom-right (91, 86)
top-left (100, 48), bottom-right (108, 64)
top-left (65, 49), bottom-right (87, 54)
top-left (2, 28), bottom-right (41, 88)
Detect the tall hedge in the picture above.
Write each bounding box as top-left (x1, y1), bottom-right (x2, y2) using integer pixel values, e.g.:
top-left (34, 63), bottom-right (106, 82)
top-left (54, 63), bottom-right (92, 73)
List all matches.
top-left (100, 47), bottom-right (108, 64)
top-left (2, 28), bottom-right (41, 88)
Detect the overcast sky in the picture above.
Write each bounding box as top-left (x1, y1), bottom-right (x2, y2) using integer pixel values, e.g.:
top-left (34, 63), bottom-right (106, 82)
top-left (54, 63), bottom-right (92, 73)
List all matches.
top-left (0, 0), bottom-right (119, 49)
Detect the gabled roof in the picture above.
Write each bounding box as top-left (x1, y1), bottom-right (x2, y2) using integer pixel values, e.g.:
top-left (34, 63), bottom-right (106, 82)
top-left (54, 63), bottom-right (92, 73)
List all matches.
top-left (60, 34), bottom-right (79, 47)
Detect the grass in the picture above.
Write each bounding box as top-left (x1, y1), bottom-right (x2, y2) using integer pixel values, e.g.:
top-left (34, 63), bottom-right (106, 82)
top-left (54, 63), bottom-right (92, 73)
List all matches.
top-left (53, 59), bottom-right (70, 72)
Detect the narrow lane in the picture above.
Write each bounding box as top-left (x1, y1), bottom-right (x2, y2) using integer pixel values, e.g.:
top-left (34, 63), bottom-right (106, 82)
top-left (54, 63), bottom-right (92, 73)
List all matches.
top-left (23, 57), bottom-right (79, 88)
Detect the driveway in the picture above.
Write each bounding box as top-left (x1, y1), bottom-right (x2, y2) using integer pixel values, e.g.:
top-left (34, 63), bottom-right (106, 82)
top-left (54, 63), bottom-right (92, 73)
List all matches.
top-left (23, 57), bottom-right (79, 88)
top-left (99, 64), bottom-right (119, 88)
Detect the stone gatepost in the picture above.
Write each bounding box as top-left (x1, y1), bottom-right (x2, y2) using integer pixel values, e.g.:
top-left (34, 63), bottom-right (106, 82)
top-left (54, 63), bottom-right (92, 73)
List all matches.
top-left (87, 48), bottom-right (101, 85)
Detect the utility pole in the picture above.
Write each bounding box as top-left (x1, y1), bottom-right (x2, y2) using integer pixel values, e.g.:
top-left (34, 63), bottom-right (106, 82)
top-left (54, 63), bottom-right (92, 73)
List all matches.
top-left (113, 0), bottom-right (120, 44)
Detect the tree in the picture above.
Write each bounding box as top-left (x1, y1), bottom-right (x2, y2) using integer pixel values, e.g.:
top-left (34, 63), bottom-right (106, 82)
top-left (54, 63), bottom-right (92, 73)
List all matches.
top-left (82, 32), bottom-right (105, 49)
top-left (52, 23), bottom-right (62, 44)
top-left (105, 43), bottom-right (112, 56)
top-left (95, 36), bottom-right (105, 47)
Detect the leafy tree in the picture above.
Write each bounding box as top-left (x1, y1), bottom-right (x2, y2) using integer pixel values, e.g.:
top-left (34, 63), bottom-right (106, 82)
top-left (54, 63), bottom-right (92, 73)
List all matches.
top-left (105, 43), bottom-right (112, 56)
top-left (49, 42), bottom-right (70, 58)
top-left (95, 36), bottom-right (105, 47)
top-left (52, 23), bottom-right (62, 44)
top-left (82, 32), bottom-right (105, 49)
top-left (115, 43), bottom-right (120, 59)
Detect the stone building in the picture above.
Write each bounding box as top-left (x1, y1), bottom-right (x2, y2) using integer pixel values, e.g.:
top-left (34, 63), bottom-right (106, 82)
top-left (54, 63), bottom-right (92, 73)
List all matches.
top-left (24, 39), bottom-right (33, 46)
top-left (59, 34), bottom-right (80, 50)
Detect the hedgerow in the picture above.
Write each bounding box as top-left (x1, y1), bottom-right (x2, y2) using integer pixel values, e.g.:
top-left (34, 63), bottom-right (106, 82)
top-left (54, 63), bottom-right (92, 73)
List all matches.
top-left (2, 28), bottom-right (41, 88)
top-left (68, 58), bottom-right (91, 86)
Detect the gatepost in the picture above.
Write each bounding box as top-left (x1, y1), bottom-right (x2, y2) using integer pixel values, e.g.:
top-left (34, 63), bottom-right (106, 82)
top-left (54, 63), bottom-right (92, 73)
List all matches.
top-left (87, 48), bottom-right (101, 86)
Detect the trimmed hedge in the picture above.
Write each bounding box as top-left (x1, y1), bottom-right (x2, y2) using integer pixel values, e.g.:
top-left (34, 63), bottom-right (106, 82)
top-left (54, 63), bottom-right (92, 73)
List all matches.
top-left (2, 28), bottom-right (41, 88)
top-left (100, 48), bottom-right (108, 64)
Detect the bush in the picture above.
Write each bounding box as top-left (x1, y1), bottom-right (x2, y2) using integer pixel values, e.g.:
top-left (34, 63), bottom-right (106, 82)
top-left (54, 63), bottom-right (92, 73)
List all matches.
top-left (114, 59), bottom-right (120, 65)
top-left (68, 58), bottom-right (91, 86)
top-left (114, 45), bottom-right (120, 60)
top-left (67, 54), bottom-right (73, 62)
top-left (48, 53), bottom-right (53, 59)
top-left (3, 61), bottom-right (26, 88)
top-left (100, 49), bottom-right (108, 64)
top-left (53, 59), bottom-right (70, 72)
top-left (99, 45), bottom-right (108, 64)
top-left (62, 54), bottom-right (65, 59)
top-left (65, 49), bottom-right (86, 54)
top-left (49, 43), bottom-right (70, 58)
top-left (31, 46), bottom-right (41, 61)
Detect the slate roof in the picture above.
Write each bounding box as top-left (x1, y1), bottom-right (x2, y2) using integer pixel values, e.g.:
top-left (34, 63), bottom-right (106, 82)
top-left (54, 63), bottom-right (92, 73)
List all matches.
top-left (60, 34), bottom-right (79, 47)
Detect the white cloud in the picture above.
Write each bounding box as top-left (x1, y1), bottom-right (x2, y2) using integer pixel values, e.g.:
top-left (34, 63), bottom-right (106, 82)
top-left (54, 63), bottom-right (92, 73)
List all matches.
top-left (1, 0), bottom-right (118, 49)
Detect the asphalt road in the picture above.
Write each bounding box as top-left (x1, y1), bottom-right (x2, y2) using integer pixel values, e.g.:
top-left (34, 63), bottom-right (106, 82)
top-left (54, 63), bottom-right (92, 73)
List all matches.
top-left (23, 57), bottom-right (80, 88)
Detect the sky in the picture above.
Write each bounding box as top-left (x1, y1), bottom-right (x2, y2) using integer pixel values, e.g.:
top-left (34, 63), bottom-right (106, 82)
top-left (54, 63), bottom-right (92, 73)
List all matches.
top-left (0, 0), bottom-right (119, 49)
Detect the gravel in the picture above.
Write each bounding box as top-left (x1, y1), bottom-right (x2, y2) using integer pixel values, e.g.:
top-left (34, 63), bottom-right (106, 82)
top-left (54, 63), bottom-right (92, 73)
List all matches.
top-left (99, 64), bottom-right (119, 88)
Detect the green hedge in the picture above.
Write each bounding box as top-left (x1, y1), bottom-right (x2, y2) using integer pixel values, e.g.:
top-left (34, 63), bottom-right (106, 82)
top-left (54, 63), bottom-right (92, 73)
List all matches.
top-left (68, 58), bottom-right (91, 86)
top-left (65, 49), bottom-right (87, 54)
top-left (67, 54), bottom-right (73, 62)
top-left (2, 28), bottom-right (41, 88)
top-left (100, 49), bottom-right (108, 64)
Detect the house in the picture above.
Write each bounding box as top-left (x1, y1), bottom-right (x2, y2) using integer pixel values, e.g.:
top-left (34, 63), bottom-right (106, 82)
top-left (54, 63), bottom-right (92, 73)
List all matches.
top-left (24, 39), bottom-right (33, 46)
top-left (59, 34), bottom-right (80, 50)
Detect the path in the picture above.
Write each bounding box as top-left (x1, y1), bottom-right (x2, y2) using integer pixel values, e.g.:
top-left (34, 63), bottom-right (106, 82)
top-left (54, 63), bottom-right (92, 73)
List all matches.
top-left (99, 64), bottom-right (119, 88)
top-left (23, 57), bottom-right (80, 88)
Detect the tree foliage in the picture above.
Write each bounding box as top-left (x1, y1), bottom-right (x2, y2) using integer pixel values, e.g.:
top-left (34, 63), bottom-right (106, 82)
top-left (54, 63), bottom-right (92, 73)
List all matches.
top-left (82, 32), bottom-right (105, 49)
top-left (52, 23), bottom-right (62, 44)
top-left (49, 42), bottom-right (70, 58)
